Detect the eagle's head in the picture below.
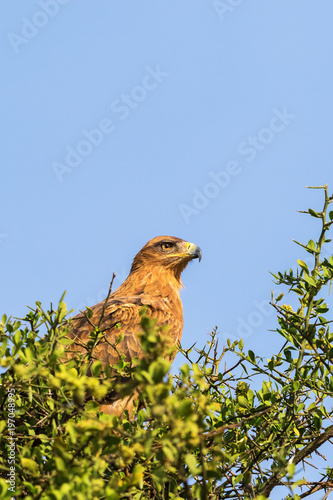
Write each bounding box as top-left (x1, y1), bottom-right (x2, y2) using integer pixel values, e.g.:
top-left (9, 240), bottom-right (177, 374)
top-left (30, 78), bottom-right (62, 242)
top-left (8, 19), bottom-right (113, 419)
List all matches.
top-left (130, 236), bottom-right (202, 281)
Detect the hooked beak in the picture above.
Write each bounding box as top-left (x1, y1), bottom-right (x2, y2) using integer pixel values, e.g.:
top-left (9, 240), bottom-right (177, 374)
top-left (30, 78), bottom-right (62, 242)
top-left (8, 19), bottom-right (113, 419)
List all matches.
top-left (185, 242), bottom-right (202, 262)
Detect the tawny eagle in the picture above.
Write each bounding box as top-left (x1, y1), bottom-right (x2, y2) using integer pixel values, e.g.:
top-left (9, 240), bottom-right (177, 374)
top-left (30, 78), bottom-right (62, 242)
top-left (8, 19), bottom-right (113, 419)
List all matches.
top-left (66, 236), bottom-right (201, 415)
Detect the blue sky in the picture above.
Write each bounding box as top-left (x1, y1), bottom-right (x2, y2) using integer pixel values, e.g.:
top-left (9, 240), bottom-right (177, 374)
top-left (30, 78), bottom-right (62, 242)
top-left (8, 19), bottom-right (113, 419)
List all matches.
top-left (2, 1), bottom-right (333, 495)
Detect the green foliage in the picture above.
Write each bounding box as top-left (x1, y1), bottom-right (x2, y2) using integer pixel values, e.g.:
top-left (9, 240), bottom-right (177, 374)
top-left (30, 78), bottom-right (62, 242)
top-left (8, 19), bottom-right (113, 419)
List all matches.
top-left (1, 185), bottom-right (333, 499)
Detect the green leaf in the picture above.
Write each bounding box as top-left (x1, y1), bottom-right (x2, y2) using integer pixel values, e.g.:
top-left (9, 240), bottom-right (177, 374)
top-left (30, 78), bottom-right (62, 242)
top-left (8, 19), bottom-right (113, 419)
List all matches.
top-left (91, 360), bottom-right (102, 376)
top-left (21, 457), bottom-right (38, 472)
top-left (247, 389), bottom-right (254, 405)
top-left (313, 415), bottom-right (322, 430)
top-left (297, 260), bottom-right (309, 273)
top-left (177, 400), bottom-right (193, 417)
top-left (234, 473), bottom-right (243, 485)
top-left (307, 239), bottom-right (316, 251)
top-left (322, 266), bottom-right (332, 278)
top-left (248, 350), bottom-right (255, 363)
top-left (303, 274), bottom-right (316, 287)
top-left (86, 307), bottom-right (94, 319)
top-left (66, 422), bottom-right (77, 444)
top-left (84, 400), bottom-right (99, 412)
top-left (308, 208), bottom-right (320, 218)
top-left (180, 363), bottom-right (190, 378)
top-left (329, 210), bottom-right (333, 220)
top-left (316, 306), bottom-right (329, 313)
top-left (55, 456), bottom-right (66, 472)
top-left (237, 395), bottom-right (250, 408)
top-left (185, 453), bottom-right (200, 475)
top-left (287, 462), bottom-right (296, 477)
top-left (13, 329), bottom-right (21, 345)
top-left (192, 483), bottom-right (204, 499)
top-left (57, 302), bottom-right (67, 322)
top-left (58, 336), bottom-right (73, 346)
top-left (23, 347), bottom-right (34, 364)
top-left (148, 359), bottom-right (170, 383)
top-left (284, 349), bottom-right (292, 362)
top-left (104, 489), bottom-right (120, 500)
top-left (131, 464), bottom-right (145, 487)
top-left (137, 409), bottom-right (146, 425)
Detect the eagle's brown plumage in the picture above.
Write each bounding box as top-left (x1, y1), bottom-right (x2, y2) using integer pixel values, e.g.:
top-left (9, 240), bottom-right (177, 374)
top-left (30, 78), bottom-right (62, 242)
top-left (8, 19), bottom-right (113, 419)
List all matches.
top-left (66, 236), bottom-right (201, 415)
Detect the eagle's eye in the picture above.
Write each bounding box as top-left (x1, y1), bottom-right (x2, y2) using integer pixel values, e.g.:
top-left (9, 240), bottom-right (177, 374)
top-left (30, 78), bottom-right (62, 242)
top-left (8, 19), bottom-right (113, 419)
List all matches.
top-left (161, 242), bottom-right (174, 250)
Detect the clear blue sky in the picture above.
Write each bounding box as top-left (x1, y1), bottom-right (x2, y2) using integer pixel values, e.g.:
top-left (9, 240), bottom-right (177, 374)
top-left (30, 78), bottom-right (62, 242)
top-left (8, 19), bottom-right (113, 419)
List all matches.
top-left (2, 2), bottom-right (333, 495)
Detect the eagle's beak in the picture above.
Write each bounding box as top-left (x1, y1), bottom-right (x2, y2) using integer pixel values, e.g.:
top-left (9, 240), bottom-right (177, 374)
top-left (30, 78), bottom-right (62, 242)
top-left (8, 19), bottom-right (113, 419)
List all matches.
top-left (186, 242), bottom-right (202, 262)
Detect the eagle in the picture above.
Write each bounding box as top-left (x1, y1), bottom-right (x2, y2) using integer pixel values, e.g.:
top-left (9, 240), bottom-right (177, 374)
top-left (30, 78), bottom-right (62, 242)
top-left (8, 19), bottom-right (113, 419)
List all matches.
top-left (66, 236), bottom-right (202, 415)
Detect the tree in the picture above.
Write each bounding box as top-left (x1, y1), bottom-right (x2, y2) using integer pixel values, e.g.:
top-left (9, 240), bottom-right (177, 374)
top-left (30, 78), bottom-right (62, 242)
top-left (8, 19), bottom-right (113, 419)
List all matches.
top-left (0, 185), bottom-right (333, 500)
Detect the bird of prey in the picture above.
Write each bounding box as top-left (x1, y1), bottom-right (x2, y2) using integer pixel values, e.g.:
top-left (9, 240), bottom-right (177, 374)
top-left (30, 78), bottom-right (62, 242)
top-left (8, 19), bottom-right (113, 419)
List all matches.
top-left (66, 236), bottom-right (202, 415)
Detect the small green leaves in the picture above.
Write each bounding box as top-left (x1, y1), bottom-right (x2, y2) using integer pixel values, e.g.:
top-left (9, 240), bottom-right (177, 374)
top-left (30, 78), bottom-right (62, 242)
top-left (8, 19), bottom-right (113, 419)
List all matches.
top-left (0, 185), bottom-right (332, 500)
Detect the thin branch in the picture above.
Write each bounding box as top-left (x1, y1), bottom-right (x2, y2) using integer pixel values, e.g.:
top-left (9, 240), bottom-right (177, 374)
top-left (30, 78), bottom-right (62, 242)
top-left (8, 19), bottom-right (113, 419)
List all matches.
top-left (260, 425), bottom-right (333, 498)
top-left (98, 273), bottom-right (116, 329)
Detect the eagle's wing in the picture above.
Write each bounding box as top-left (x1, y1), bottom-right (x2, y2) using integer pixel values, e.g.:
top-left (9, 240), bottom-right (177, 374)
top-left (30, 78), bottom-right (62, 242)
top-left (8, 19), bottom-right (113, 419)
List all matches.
top-left (67, 295), bottom-right (179, 369)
